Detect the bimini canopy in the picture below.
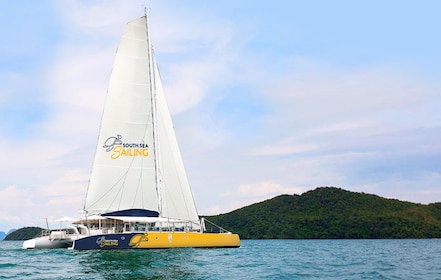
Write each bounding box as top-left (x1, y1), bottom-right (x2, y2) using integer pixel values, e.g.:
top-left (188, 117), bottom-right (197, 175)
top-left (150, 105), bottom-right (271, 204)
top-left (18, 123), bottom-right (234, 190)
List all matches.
top-left (102, 209), bottom-right (159, 217)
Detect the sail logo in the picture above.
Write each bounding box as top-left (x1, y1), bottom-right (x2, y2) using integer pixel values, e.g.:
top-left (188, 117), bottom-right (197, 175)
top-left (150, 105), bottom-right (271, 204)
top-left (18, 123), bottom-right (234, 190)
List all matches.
top-left (103, 135), bottom-right (149, 159)
top-left (96, 236), bottom-right (119, 248)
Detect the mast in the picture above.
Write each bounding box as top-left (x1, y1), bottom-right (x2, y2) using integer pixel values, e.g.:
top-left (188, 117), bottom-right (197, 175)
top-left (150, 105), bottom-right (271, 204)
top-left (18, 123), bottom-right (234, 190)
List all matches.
top-left (145, 9), bottom-right (162, 216)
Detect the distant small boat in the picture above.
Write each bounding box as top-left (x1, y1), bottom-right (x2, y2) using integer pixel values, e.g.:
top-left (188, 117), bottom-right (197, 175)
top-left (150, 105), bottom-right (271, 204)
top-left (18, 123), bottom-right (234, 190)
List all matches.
top-left (69, 12), bottom-right (240, 250)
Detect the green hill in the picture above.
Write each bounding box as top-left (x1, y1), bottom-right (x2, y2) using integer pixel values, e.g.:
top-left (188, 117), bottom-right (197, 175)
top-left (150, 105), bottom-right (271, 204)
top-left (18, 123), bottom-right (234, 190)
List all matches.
top-left (204, 187), bottom-right (441, 239)
top-left (4, 227), bottom-right (44, 241)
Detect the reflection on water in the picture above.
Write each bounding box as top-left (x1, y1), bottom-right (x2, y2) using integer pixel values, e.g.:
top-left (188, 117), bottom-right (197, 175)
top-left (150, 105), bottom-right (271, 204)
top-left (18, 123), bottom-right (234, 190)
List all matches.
top-left (77, 248), bottom-right (198, 279)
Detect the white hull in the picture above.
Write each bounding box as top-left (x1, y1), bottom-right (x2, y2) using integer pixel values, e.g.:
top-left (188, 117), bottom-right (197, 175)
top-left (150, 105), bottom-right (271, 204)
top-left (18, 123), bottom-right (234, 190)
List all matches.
top-left (22, 228), bottom-right (83, 249)
top-left (22, 236), bottom-right (73, 249)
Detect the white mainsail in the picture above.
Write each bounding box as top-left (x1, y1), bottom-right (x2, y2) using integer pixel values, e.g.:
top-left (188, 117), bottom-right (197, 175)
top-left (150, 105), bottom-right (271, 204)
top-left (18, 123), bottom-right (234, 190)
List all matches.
top-left (84, 16), bottom-right (199, 224)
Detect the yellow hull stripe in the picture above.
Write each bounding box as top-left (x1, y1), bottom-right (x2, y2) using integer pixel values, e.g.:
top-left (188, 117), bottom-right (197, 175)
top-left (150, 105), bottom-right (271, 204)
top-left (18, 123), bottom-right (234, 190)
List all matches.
top-left (128, 232), bottom-right (240, 248)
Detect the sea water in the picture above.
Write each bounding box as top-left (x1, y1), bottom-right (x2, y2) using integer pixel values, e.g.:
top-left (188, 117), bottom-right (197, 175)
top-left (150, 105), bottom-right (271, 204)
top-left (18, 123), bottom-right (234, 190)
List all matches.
top-left (1, 239), bottom-right (440, 279)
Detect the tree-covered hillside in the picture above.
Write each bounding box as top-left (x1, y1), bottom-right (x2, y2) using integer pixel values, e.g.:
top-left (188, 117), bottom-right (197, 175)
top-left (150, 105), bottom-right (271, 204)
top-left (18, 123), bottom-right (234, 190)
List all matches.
top-left (4, 227), bottom-right (44, 241)
top-left (204, 187), bottom-right (441, 239)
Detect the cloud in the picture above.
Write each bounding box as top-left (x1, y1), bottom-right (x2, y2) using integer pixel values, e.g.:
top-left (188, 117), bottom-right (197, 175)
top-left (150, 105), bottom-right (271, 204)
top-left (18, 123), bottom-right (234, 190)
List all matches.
top-left (354, 172), bottom-right (441, 204)
top-left (0, 185), bottom-right (34, 220)
top-left (211, 182), bottom-right (304, 214)
top-left (57, 0), bottom-right (144, 35)
top-left (264, 65), bottom-right (437, 129)
top-left (251, 143), bottom-right (319, 156)
top-left (0, 170), bottom-right (88, 231)
top-left (164, 57), bottom-right (233, 115)
top-left (305, 121), bottom-right (376, 135)
top-left (227, 182), bottom-right (302, 198)
top-left (157, 23), bottom-right (239, 115)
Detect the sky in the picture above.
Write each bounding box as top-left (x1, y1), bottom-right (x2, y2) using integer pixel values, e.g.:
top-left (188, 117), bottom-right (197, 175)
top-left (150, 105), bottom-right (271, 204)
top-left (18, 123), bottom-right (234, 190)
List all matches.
top-left (1, 0), bottom-right (441, 232)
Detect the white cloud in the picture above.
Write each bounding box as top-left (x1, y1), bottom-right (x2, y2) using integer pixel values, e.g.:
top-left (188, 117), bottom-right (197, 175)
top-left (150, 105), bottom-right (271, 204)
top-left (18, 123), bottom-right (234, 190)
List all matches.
top-left (0, 170), bottom-right (88, 231)
top-left (212, 182), bottom-right (304, 214)
top-left (57, 0), bottom-right (144, 35)
top-left (264, 65), bottom-right (437, 130)
top-left (306, 121), bottom-right (376, 135)
top-left (354, 172), bottom-right (441, 204)
top-left (0, 185), bottom-right (34, 216)
top-left (164, 57), bottom-right (232, 115)
top-left (251, 143), bottom-right (319, 156)
top-left (228, 182), bottom-right (302, 198)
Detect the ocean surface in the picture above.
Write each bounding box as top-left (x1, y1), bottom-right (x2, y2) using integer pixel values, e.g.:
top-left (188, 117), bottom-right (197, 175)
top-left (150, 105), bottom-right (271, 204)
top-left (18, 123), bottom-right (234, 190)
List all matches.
top-left (1, 239), bottom-right (440, 279)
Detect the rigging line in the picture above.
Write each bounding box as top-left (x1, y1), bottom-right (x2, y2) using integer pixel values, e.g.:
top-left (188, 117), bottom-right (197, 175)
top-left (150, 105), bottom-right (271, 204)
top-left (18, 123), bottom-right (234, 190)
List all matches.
top-left (163, 140), bottom-right (196, 220)
top-left (145, 11), bottom-right (162, 216)
top-left (83, 104), bottom-right (108, 212)
top-left (87, 172), bottom-right (125, 209)
top-left (167, 183), bottom-right (193, 221)
top-left (107, 181), bottom-right (126, 213)
top-left (87, 155), bottom-right (139, 209)
top-left (132, 156), bottom-right (145, 209)
top-left (115, 152), bottom-right (144, 210)
top-left (137, 99), bottom-right (153, 210)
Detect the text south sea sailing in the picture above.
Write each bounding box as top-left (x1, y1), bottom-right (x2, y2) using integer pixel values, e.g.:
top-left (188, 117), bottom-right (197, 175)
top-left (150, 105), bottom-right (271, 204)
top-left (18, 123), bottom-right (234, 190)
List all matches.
top-left (103, 134), bottom-right (149, 159)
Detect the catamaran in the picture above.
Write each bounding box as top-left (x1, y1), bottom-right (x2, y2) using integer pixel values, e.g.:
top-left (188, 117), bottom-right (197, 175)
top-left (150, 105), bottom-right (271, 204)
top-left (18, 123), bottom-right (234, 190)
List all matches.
top-left (69, 14), bottom-right (240, 249)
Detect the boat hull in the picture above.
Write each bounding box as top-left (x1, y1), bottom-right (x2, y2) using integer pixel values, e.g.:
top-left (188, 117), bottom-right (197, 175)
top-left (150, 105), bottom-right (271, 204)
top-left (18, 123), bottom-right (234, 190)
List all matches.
top-left (72, 232), bottom-right (240, 250)
top-left (22, 236), bottom-right (73, 249)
